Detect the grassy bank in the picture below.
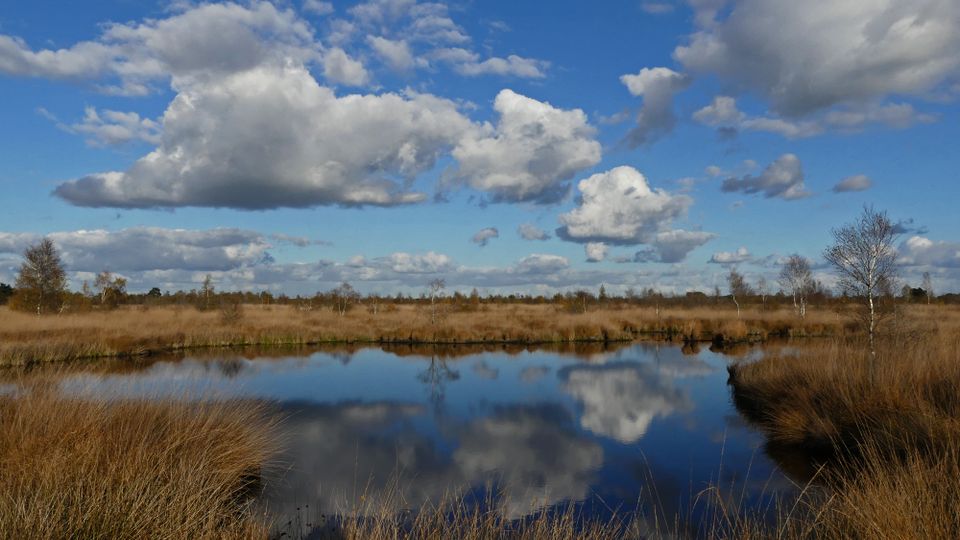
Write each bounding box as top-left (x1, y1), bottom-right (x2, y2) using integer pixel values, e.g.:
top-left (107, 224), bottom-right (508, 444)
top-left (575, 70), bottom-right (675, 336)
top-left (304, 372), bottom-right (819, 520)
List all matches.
top-left (727, 314), bottom-right (960, 538)
top-left (0, 382), bottom-right (278, 539)
top-left (0, 303), bottom-right (853, 365)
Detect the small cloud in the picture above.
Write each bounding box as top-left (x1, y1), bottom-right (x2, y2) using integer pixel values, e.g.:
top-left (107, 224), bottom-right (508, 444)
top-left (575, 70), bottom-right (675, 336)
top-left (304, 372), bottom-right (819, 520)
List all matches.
top-left (585, 242), bottom-right (608, 262)
top-left (709, 246), bottom-right (752, 265)
top-left (303, 0), bottom-right (334, 15)
top-left (892, 218), bottom-right (929, 236)
top-left (471, 227), bottom-right (499, 247)
top-left (641, 2), bottom-right (675, 14)
top-left (721, 154), bottom-right (810, 200)
top-left (517, 223), bottom-right (550, 241)
top-left (595, 108), bottom-right (632, 125)
top-left (832, 174), bottom-right (872, 193)
top-left (270, 233), bottom-right (329, 247)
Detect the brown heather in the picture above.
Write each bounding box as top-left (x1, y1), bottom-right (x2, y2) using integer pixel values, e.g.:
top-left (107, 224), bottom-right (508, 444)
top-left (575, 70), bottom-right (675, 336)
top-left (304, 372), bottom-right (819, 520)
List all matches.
top-left (726, 304), bottom-right (960, 539)
top-left (0, 381), bottom-right (278, 540)
top-left (1, 304), bottom-right (959, 538)
top-left (0, 303), bottom-right (847, 366)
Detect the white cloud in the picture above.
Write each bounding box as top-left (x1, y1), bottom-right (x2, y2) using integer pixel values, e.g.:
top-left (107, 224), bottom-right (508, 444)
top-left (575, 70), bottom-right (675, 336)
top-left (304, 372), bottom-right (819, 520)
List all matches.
top-left (270, 233), bottom-right (325, 247)
top-left (322, 47), bottom-right (370, 86)
top-left (454, 54), bottom-right (548, 78)
top-left (380, 251), bottom-right (454, 273)
top-left (620, 67), bottom-right (691, 146)
top-left (898, 236), bottom-right (960, 268)
top-left (635, 230), bottom-right (717, 263)
top-left (720, 154), bottom-right (810, 200)
top-left (641, 2), bottom-right (675, 15)
top-left (349, 0), bottom-right (418, 27)
top-left (675, 0), bottom-right (960, 116)
top-left (558, 167), bottom-right (714, 263)
top-left (517, 224), bottom-right (550, 241)
top-left (512, 254), bottom-right (569, 275)
top-left (558, 166), bottom-right (695, 244)
top-left (0, 228), bottom-right (270, 273)
top-left (709, 246), bottom-right (752, 265)
top-left (431, 48), bottom-right (548, 78)
top-left (366, 35), bottom-right (420, 71)
top-left (55, 64), bottom-right (474, 209)
top-left (407, 7), bottom-right (470, 44)
top-left (303, 0), bottom-right (334, 16)
top-left (57, 107), bottom-right (161, 147)
top-left (585, 242), bottom-right (608, 263)
top-left (693, 95), bottom-right (744, 126)
top-left (0, 2), bottom-right (318, 93)
top-left (833, 174), bottom-right (873, 193)
top-left (450, 89), bottom-right (602, 204)
top-left (694, 96), bottom-right (935, 138)
top-left (471, 227), bottom-right (499, 247)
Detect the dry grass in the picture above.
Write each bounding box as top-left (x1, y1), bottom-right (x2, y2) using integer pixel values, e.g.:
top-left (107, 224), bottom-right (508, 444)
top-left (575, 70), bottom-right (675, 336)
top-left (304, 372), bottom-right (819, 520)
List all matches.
top-left (726, 306), bottom-right (960, 539)
top-left (0, 380), bottom-right (279, 540)
top-left (0, 303), bottom-right (851, 366)
top-left (3, 305), bottom-right (958, 538)
top-left (280, 497), bottom-right (639, 540)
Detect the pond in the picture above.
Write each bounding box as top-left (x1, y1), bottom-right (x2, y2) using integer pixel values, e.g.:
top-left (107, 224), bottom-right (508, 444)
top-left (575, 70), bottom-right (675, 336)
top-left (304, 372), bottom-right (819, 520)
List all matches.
top-left (39, 342), bottom-right (794, 535)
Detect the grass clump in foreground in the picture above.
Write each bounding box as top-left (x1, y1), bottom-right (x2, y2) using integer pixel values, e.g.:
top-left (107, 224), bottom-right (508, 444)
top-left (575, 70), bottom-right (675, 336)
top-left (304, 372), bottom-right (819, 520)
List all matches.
top-left (727, 320), bottom-right (960, 539)
top-left (0, 382), bottom-right (278, 540)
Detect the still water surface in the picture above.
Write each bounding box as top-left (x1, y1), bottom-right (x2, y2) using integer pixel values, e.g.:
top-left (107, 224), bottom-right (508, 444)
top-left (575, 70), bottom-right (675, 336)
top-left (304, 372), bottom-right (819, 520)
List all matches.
top-left (53, 342), bottom-right (792, 533)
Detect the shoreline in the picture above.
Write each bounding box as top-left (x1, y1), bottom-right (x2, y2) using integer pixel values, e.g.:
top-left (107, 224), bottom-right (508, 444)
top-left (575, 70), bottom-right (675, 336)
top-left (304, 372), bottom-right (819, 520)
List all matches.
top-left (0, 302), bottom-right (864, 366)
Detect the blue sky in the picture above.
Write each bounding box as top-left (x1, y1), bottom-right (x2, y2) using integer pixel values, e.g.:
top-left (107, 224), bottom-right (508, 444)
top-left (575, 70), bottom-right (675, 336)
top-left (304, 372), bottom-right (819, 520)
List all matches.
top-left (1, 0), bottom-right (958, 295)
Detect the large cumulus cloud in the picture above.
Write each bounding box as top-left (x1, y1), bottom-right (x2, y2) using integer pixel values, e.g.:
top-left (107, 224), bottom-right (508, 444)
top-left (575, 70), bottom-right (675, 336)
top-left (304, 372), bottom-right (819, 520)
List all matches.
top-left (449, 89), bottom-right (602, 204)
top-left (54, 65), bottom-right (474, 209)
top-left (676, 0), bottom-right (960, 117)
top-left (557, 166), bottom-right (714, 262)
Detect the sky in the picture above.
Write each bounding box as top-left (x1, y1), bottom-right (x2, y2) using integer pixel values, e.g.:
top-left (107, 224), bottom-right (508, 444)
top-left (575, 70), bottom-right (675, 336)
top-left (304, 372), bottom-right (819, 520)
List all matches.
top-left (0, 0), bottom-right (958, 296)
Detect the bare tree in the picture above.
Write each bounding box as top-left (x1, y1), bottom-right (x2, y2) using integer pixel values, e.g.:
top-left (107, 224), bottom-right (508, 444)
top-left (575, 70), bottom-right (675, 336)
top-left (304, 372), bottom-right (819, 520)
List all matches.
top-left (922, 272), bottom-right (934, 305)
top-left (331, 282), bottom-right (359, 317)
top-left (13, 238), bottom-right (67, 315)
top-left (94, 270), bottom-right (127, 309)
top-left (778, 255), bottom-right (815, 319)
top-left (824, 206), bottom-right (899, 356)
top-left (428, 278), bottom-right (445, 324)
top-left (200, 274), bottom-right (215, 311)
top-left (757, 277), bottom-right (768, 311)
top-left (366, 293), bottom-right (381, 315)
top-left (727, 268), bottom-right (751, 319)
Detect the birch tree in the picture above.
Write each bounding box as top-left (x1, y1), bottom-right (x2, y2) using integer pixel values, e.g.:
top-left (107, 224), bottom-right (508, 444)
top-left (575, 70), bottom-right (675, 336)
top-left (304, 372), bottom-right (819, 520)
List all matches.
top-left (13, 238), bottom-right (66, 315)
top-left (922, 272), bottom-right (934, 305)
top-left (778, 255), bottom-right (814, 319)
top-left (823, 206), bottom-right (898, 356)
top-left (727, 268), bottom-right (750, 319)
top-left (428, 278), bottom-right (445, 324)
top-left (332, 282), bottom-right (359, 316)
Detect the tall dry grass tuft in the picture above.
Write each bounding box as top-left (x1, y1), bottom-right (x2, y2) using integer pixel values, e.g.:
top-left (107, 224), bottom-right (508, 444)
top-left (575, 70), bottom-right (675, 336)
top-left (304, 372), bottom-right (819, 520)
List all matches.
top-left (313, 498), bottom-right (635, 540)
top-left (726, 309), bottom-right (960, 539)
top-left (0, 382), bottom-right (279, 539)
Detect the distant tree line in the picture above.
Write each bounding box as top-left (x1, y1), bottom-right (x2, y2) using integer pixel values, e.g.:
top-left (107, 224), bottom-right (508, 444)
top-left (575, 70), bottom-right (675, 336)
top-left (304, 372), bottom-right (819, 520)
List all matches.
top-left (1, 207), bottom-right (956, 318)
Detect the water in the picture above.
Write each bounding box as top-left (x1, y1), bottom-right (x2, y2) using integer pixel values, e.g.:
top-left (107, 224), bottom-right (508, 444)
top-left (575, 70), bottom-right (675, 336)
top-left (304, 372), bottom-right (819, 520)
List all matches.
top-left (38, 343), bottom-right (793, 532)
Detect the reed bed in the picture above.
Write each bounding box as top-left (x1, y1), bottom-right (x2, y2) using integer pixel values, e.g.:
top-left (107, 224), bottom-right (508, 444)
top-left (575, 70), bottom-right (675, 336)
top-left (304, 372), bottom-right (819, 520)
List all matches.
top-left (2, 305), bottom-right (958, 538)
top-left (0, 303), bottom-right (852, 366)
top-left (0, 380), bottom-right (278, 540)
top-left (726, 309), bottom-right (960, 539)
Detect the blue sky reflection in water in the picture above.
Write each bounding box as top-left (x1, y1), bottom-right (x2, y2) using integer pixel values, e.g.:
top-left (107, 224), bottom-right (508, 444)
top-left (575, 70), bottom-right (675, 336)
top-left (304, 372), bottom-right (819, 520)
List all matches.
top-left (57, 343), bottom-right (791, 529)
